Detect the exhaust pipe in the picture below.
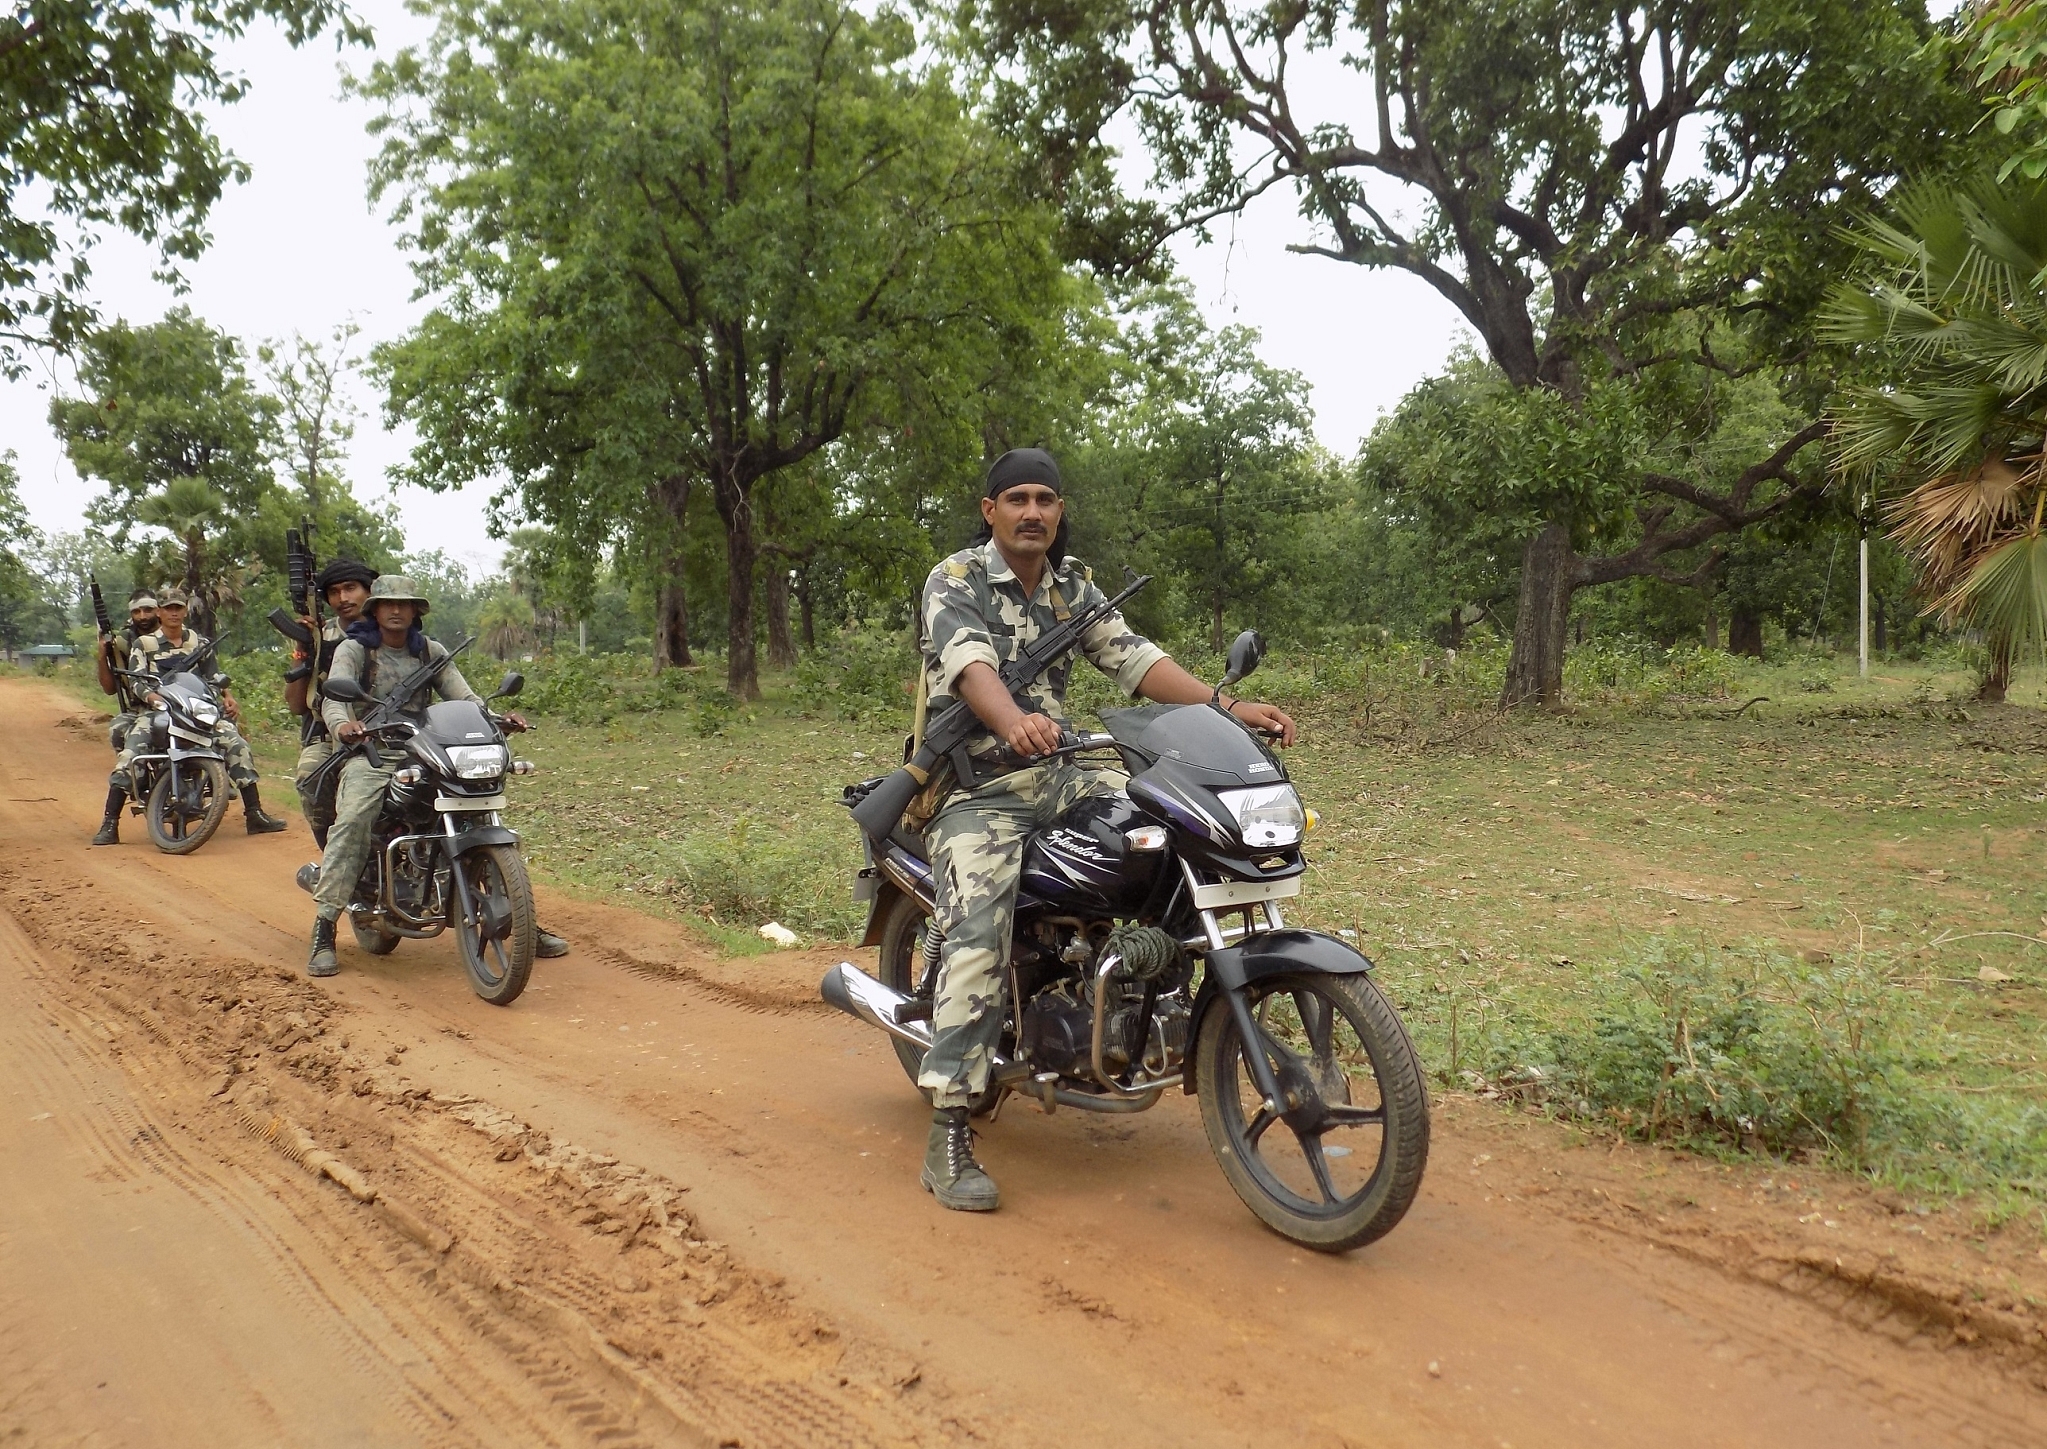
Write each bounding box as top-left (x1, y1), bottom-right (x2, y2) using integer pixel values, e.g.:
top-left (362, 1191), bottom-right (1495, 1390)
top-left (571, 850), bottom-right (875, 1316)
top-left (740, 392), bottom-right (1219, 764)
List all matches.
top-left (821, 962), bottom-right (935, 1052)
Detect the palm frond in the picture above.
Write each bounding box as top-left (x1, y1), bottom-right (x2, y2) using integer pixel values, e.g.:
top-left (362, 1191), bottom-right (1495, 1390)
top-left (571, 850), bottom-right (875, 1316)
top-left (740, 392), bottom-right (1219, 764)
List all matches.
top-left (1940, 529), bottom-right (2047, 654)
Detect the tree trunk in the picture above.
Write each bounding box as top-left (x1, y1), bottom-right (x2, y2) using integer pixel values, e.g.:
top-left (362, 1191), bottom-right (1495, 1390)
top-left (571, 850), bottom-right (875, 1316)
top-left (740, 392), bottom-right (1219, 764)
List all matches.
top-left (1446, 605), bottom-right (1465, 650)
top-left (797, 565), bottom-right (816, 650)
top-left (1873, 599), bottom-right (1888, 654)
top-left (1727, 606), bottom-right (1764, 658)
top-left (1702, 596), bottom-right (1719, 651)
top-left (765, 562), bottom-right (796, 671)
top-left (714, 470), bottom-right (761, 699)
top-left (650, 475), bottom-right (692, 670)
top-left (1978, 631), bottom-right (2014, 704)
top-left (1503, 523), bottom-right (1576, 706)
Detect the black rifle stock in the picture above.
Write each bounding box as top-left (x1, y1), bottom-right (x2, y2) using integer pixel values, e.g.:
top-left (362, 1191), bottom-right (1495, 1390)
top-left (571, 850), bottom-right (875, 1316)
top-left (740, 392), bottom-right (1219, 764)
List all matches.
top-left (849, 571), bottom-right (1152, 842)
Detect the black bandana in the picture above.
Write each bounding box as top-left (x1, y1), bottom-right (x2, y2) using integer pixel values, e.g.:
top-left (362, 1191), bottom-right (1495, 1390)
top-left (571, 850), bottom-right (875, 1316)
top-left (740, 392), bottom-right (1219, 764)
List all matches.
top-left (316, 558), bottom-right (379, 593)
top-left (984, 448), bottom-right (1062, 499)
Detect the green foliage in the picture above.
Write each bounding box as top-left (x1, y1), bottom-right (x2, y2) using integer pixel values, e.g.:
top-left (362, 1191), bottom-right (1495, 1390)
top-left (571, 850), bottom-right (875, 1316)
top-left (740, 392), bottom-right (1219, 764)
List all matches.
top-left (793, 629), bottom-right (918, 722)
top-left (364, 0), bottom-right (1081, 696)
top-left (1969, 0), bottom-right (2047, 181)
top-left (0, 0), bottom-right (369, 369)
top-left (1428, 937), bottom-right (2047, 1201)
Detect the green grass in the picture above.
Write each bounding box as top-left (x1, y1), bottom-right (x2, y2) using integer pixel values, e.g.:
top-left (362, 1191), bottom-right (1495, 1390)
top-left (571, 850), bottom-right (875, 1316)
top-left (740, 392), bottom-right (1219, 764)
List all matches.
top-left (42, 638), bottom-right (2047, 1219)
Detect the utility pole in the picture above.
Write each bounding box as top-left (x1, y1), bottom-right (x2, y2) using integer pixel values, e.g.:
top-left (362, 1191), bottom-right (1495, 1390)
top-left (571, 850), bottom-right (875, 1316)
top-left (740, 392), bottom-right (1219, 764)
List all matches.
top-left (1858, 494), bottom-right (1870, 678)
top-left (578, 619), bottom-right (588, 655)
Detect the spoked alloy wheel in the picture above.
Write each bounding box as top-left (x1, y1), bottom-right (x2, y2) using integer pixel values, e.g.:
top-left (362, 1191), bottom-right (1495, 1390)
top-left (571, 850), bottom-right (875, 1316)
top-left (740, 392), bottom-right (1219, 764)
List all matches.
top-left (453, 843), bottom-right (536, 1005)
top-left (145, 760), bottom-right (230, 855)
top-left (874, 891), bottom-right (1001, 1116)
top-left (1195, 971), bottom-right (1430, 1252)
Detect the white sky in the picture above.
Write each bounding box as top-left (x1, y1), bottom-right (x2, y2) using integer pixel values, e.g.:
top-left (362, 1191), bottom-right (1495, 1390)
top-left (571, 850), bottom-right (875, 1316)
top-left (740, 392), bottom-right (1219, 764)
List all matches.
top-left (4, 0), bottom-right (1464, 573)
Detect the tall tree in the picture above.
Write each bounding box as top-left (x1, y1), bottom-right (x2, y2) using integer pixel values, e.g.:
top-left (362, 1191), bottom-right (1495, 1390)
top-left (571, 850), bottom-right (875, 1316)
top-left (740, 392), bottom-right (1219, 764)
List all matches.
top-left (366, 0), bottom-right (1073, 697)
top-left (961, 0), bottom-right (1972, 702)
top-left (260, 320), bottom-right (362, 514)
top-left (0, 0), bottom-right (368, 370)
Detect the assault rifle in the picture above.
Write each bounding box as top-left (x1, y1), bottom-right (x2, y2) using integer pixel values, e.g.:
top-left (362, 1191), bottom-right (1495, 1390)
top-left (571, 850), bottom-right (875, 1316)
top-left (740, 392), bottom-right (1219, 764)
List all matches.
top-left (305, 635), bottom-right (477, 786)
top-left (89, 576), bottom-right (114, 640)
top-left (848, 569), bottom-right (1152, 843)
top-left (267, 520), bottom-right (321, 648)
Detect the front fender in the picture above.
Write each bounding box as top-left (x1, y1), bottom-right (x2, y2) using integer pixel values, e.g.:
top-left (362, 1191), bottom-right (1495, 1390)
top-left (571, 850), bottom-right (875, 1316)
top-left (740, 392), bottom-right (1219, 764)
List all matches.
top-left (444, 824), bottom-right (519, 857)
top-left (1184, 929), bottom-right (1375, 1096)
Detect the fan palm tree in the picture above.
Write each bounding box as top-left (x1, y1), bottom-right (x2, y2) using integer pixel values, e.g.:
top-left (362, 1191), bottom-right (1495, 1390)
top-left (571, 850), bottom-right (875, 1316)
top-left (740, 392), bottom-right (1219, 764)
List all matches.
top-left (135, 477), bottom-right (228, 638)
top-left (478, 590), bottom-right (536, 662)
top-left (1824, 172), bottom-right (2047, 701)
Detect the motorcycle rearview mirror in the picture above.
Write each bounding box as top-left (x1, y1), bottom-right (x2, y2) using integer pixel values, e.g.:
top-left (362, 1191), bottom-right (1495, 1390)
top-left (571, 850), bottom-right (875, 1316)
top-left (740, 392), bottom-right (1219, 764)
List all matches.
top-left (492, 671), bottom-right (525, 700)
top-left (212, 673), bottom-right (231, 689)
top-left (1217, 630), bottom-right (1266, 690)
top-left (322, 675), bottom-right (369, 703)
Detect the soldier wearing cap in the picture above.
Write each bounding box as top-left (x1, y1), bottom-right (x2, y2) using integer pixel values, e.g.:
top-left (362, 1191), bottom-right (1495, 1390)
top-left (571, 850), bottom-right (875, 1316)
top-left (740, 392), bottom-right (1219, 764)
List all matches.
top-left (907, 448), bottom-right (1296, 1213)
top-left (91, 586), bottom-right (289, 844)
top-left (95, 588), bottom-right (160, 751)
top-left (284, 557), bottom-right (379, 846)
top-left (301, 574), bottom-right (567, 975)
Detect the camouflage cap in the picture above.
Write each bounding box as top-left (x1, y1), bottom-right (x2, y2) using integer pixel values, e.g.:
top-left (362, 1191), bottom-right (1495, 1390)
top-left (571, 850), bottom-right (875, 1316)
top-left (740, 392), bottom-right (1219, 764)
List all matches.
top-left (365, 574), bottom-right (430, 614)
top-left (156, 586), bottom-right (190, 607)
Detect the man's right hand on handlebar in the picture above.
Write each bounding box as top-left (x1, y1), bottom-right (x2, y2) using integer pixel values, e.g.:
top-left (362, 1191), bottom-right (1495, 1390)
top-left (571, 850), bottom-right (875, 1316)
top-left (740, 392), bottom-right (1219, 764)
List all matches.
top-left (337, 720), bottom-right (368, 744)
top-left (1003, 711), bottom-right (1066, 759)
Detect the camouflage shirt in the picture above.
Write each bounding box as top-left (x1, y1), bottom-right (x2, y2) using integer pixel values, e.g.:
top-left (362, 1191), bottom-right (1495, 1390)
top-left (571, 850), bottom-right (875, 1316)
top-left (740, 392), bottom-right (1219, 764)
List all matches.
top-left (920, 540), bottom-right (1166, 756)
top-left (321, 636), bottom-right (480, 734)
top-left (128, 627), bottom-right (212, 679)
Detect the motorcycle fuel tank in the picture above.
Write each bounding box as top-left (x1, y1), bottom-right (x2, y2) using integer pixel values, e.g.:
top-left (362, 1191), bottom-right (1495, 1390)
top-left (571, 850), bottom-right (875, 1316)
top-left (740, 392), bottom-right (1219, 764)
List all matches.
top-left (1019, 795), bottom-right (1162, 914)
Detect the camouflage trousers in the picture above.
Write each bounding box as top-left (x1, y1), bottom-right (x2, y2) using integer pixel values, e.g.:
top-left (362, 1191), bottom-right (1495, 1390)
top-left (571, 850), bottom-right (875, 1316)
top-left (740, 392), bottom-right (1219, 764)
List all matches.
top-left (110, 715), bottom-right (260, 794)
top-left (918, 759), bottom-right (1127, 1108)
top-left (108, 710), bottom-right (136, 751)
top-left (313, 757), bottom-right (395, 920)
top-left (295, 737), bottom-right (339, 840)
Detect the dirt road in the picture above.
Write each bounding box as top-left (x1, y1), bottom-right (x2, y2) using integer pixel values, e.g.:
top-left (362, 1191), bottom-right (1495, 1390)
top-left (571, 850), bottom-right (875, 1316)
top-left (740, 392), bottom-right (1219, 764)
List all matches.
top-left (4, 674), bottom-right (2044, 1449)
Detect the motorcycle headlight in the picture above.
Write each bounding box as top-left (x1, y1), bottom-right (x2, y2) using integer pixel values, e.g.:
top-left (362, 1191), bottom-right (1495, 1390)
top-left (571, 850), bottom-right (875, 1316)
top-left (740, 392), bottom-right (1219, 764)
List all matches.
top-left (448, 744), bottom-right (509, 780)
top-left (188, 701), bottom-right (220, 727)
top-left (1217, 784), bottom-right (1305, 848)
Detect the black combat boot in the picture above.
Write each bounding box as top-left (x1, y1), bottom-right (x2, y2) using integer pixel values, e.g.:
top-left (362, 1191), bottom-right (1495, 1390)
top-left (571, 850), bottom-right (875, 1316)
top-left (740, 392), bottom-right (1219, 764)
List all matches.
top-left (90, 785), bottom-right (125, 846)
top-left (242, 786), bottom-right (287, 834)
top-left (921, 1106), bottom-right (999, 1212)
top-left (308, 916), bottom-right (340, 978)
top-left (536, 927), bottom-right (570, 959)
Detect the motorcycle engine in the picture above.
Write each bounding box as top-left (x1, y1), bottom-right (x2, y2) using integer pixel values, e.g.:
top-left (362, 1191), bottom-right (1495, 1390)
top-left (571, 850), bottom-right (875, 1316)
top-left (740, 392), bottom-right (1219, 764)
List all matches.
top-left (1018, 982), bottom-right (1094, 1078)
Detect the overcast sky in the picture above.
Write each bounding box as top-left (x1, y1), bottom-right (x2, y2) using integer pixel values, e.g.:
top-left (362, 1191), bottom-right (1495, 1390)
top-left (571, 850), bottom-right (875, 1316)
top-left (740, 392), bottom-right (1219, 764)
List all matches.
top-left (4, 1), bottom-right (1468, 576)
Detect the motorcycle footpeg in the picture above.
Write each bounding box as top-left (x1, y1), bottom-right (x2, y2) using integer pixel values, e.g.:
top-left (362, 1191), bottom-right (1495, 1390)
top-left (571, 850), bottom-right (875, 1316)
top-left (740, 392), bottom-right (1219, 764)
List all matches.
top-left (893, 997), bottom-right (933, 1026)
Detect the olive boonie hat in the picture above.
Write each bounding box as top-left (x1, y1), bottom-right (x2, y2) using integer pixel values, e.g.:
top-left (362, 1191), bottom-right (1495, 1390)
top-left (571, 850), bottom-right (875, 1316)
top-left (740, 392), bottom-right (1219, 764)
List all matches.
top-left (156, 586), bottom-right (190, 607)
top-left (365, 574), bottom-right (430, 614)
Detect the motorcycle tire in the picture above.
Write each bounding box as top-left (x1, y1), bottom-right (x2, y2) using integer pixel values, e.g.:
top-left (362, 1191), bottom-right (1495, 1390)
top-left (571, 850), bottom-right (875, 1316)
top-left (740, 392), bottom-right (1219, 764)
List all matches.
top-left (145, 760), bottom-right (230, 855)
top-left (453, 843), bottom-right (536, 1006)
top-left (873, 890), bottom-right (1002, 1117)
top-left (350, 915), bottom-right (402, 956)
top-left (1194, 970), bottom-right (1429, 1253)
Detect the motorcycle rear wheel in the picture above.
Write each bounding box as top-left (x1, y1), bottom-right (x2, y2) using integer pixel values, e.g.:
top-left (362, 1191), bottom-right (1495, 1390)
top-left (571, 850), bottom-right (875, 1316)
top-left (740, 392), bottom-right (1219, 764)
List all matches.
top-left (874, 891), bottom-right (1001, 1117)
top-left (145, 760), bottom-right (230, 855)
top-left (453, 843), bottom-right (536, 1006)
top-left (1195, 970), bottom-right (1430, 1253)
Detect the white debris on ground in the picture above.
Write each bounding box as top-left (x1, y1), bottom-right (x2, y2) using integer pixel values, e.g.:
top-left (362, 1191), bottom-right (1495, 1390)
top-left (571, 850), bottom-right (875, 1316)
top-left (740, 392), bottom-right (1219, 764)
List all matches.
top-left (757, 922), bottom-right (799, 948)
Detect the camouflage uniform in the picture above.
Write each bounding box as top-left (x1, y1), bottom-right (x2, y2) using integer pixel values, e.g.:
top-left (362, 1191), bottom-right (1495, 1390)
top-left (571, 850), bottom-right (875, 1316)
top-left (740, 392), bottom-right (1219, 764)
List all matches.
top-left (105, 624), bottom-right (149, 751)
top-left (293, 618), bottom-right (349, 838)
top-left (110, 629), bottom-right (261, 793)
top-left (915, 540), bottom-right (1166, 1108)
top-left (312, 635), bottom-right (481, 919)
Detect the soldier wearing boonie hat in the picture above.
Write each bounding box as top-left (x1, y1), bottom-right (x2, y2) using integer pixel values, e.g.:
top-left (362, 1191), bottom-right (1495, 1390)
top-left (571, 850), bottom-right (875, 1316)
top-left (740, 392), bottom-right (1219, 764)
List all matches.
top-left (299, 573), bottom-right (568, 975)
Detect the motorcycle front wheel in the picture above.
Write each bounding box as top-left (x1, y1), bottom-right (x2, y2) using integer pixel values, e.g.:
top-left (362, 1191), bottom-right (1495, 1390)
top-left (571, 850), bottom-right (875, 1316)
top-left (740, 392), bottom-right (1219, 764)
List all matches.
top-left (145, 759), bottom-right (230, 855)
top-left (1194, 971), bottom-right (1430, 1253)
top-left (452, 843), bottom-right (536, 1005)
top-left (874, 891), bottom-right (1002, 1117)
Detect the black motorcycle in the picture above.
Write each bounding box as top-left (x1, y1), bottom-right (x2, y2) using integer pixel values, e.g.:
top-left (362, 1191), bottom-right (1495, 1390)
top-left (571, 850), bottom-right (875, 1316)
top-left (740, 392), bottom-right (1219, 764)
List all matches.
top-left (827, 632), bottom-right (1430, 1252)
top-left (113, 643), bottom-right (238, 855)
top-left (313, 658), bottom-right (541, 1005)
